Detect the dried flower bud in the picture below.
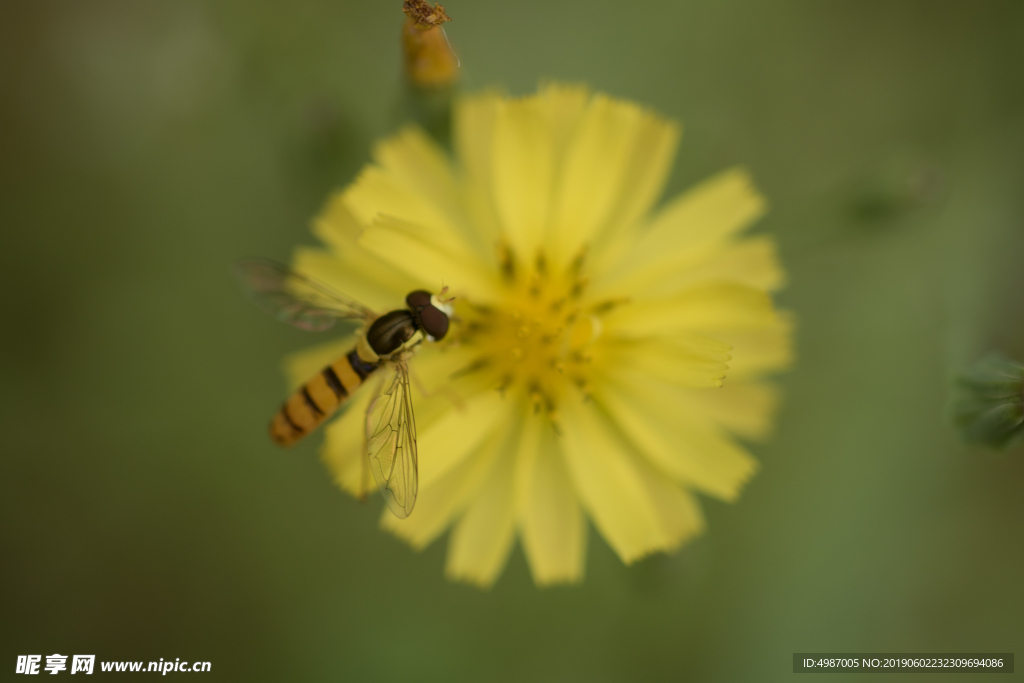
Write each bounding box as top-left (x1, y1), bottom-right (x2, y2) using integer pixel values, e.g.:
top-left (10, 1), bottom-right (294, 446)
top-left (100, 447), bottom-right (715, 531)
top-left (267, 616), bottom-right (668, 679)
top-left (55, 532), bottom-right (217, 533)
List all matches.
top-left (403, 0), bottom-right (450, 27)
top-left (951, 354), bottom-right (1024, 449)
top-left (401, 0), bottom-right (458, 90)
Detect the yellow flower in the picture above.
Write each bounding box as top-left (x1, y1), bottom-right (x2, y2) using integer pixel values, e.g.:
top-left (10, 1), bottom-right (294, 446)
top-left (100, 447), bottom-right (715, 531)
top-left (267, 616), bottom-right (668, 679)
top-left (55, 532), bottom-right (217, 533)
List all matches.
top-left (285, 84), bottom-right (792, 587)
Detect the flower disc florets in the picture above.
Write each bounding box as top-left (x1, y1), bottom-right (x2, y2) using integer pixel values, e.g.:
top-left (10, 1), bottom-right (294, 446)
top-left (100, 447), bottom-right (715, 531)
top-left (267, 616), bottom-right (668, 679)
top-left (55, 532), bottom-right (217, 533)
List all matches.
top-left (459, 249), bottom-right (602, 422)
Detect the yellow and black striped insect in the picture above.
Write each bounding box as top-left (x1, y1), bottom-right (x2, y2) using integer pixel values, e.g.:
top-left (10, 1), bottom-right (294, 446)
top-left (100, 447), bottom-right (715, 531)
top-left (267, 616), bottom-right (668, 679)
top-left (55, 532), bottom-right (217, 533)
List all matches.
top-left (235, 259), bottom-right (452, 518)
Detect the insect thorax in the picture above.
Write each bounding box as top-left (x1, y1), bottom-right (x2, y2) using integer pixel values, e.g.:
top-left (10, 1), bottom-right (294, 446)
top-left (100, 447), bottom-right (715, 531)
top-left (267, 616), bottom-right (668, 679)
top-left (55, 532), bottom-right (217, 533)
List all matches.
top-left (366, 309), bottom-right (419, 358)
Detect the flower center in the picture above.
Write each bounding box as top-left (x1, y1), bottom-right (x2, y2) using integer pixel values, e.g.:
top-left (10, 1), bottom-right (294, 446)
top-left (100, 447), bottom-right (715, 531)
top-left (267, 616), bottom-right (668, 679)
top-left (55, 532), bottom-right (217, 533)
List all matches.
top-left (458, 251), bottom-right (600, 419)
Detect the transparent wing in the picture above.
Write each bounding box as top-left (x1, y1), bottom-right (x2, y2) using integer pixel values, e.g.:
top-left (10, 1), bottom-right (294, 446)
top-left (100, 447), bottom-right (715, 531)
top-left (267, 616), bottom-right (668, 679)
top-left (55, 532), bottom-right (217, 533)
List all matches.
top-left (234, 258), bottom-right (375, 331)
top-left (365, 359), bottom-right (418, 518)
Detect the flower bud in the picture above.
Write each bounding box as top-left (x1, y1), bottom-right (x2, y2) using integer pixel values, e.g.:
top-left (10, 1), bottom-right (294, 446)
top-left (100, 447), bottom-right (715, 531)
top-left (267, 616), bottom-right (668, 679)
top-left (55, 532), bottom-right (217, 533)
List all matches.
top-left (401, 0), bottom-right (458, 90)
top-left (951, 354), bottom-right (1024, 449)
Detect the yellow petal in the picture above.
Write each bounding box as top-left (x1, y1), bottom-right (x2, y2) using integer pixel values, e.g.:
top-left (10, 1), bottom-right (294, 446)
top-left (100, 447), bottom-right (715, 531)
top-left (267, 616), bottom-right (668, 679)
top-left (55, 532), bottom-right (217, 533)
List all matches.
top-left (631, 454), bottom-right (705, 550)
top-left (454, 91), bottom-right (497, 187)
top-left (600, 334), bottom-right (732, 388)
top-left (381, 427), bottom-right (506, 550)
top-left (594, 167), bottom-right (766, 295)
top-left (490, 96), bottom-right (557, 261)
top-left (344, 128), bottom-right (481, 260)
top-left (292, 244), bottom-right (415, 315)
top-left (404, 344), bottom-right (491, 435)
top-left (597, 370), bottom-right (759, 502)
top-left (603, 283), bottom-right (781, 336)
top-left (646, 166), bottom-right (766, 249)
top-left (407, 342), bottom-right (482, 396)
top-left (559, 389), bottom-right (673, 563)
top-left (453, 90), bottom-right (504, 254)
top-left (444, 423), bottom-right (520, 587)
top-left (535, 83), bottom-right (593, 165)
top-left (515, 410), bottom-right (586, 585)
top-left (638, 235), bottom-right (785, 297)
top-left (308, 192), bottom-right (420, 308)
top-left (314, 186), bottom-right (363, 245)
top-left (605, 286), bottom-right (793, 381)
top-left (418, 390), bottom-right (510, 489)
top-left (551, 94), bottom-right (680, 266)
top-left (708, 312), bottom-right (795, 380)
top-left (454, 90), bottom-right (500, 187)
top-left (675, 381), bottom-right (781, 442)
top-left (372, 128), bottom-right (478, 247)
top-left (358, 215), bottom-right (500, 301)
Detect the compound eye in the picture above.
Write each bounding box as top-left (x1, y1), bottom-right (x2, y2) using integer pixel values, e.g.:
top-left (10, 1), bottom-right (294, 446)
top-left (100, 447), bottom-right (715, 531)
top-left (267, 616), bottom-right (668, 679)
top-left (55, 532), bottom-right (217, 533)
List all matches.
top-left (406, 290), bottom-right (432, 310)
top-left (419, 304), bottom-right (449, 340)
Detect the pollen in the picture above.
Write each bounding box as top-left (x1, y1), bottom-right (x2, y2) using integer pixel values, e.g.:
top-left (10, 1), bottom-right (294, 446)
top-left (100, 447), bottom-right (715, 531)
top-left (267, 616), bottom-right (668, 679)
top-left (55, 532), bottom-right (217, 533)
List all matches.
top-left (459, 247), bottom-right (600, 417)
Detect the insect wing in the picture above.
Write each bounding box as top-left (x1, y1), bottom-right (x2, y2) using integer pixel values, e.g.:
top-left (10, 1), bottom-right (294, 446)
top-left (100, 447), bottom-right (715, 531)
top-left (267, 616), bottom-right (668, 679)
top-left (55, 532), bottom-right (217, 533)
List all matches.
top-left (365, 360), bottom-right (418, 518)
top-left (234, 258), bottom-right (375, 331)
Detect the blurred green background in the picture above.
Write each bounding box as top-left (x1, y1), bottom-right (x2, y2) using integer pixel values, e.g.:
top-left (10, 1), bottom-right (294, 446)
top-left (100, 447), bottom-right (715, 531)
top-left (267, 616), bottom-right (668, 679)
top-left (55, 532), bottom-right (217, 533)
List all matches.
top-left (2, 1), bottom-right (1023, 681)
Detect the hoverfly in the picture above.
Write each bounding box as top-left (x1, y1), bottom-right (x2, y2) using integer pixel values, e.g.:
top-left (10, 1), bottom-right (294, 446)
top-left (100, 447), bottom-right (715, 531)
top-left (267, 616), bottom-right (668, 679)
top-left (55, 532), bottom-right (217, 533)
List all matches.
top-left (234, 259), bottom-right (452, 518)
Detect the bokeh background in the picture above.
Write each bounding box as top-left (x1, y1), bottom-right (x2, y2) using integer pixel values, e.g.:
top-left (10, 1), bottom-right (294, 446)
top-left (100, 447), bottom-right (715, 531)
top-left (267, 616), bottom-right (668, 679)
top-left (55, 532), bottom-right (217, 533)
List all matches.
top-left (2, 1), bottom-right (1023, 681)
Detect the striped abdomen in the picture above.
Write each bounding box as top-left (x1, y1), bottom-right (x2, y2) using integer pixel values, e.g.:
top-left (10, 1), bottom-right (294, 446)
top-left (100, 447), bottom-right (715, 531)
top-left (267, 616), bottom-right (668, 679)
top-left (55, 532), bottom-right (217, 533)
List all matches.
top-left (270, 349), bottom-right (379, 447)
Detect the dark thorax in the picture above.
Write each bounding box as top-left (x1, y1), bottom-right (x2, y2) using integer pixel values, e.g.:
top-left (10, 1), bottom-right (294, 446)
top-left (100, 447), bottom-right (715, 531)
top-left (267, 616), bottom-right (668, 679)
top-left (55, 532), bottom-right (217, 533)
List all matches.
top-left (366, 310), bottom-right (419, 357)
